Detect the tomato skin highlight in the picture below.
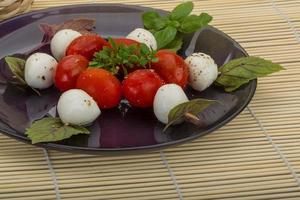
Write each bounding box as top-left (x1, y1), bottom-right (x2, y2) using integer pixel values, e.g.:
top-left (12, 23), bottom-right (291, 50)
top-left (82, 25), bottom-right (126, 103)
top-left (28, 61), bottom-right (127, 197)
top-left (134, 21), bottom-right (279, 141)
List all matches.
top-left (54, 55), bottom-right (89, 92)
top-left (152, 50), bottom-right (189, 88)
top-left (122, 69), bottom-right (165, 108)
top-left (111, 38), bottom-right (140, 46)
top-left (76, 68), bottom-right (122, 109)
top-left (66, 35), bottom-right (108, 60)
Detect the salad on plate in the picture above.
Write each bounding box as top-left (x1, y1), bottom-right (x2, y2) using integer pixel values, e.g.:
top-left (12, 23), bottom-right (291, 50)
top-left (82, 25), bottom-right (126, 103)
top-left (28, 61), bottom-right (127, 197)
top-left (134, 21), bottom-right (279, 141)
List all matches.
top-left (2, 2), bottom-right (284, 144)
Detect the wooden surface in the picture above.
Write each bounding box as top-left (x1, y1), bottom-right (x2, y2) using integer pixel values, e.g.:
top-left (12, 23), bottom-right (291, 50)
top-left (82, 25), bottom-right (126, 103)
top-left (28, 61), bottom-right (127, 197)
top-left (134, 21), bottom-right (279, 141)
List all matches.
top-left (0, 0), bottom-right (34, 20)
top-left (1, 0), bottom-right (300, 199)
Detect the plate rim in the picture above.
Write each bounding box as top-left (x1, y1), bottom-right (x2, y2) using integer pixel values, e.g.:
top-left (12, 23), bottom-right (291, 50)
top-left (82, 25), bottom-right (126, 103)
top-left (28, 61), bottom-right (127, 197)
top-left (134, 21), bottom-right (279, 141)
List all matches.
top-left (0, 3), bottom-right (257, 154)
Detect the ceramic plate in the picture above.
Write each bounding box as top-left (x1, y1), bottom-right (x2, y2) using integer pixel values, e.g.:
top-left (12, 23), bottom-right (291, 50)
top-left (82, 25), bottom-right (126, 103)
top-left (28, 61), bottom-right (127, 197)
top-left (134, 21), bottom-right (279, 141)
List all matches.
top-left (0, 4), bottom-right (256, 153)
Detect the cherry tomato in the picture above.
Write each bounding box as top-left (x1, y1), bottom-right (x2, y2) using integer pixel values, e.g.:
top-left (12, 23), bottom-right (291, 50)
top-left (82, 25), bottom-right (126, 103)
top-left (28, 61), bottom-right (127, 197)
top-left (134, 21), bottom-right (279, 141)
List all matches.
top-left (152, 50), bottom-right (189, 88)
top-left (66, 35), bottom-right (108, 60)
top-left (54, 55), bottom-right (89, 92)
top-left (112, 38), bottom-right (140, 46)
top-left (122, 69), bottom-right (165, 108)
top-left (76, 68), bottom-right (122, 109)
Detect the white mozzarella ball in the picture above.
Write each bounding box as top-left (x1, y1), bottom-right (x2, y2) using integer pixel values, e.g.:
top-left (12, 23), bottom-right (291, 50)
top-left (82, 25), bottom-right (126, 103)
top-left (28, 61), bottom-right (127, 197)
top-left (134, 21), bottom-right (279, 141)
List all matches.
top-left (185, 53), bottom-right (218, 92)
top-left (57, 89), bottom-right (101, 125)
top-left (50, 29), bottom-right (81, 60)
top-left (126, 28), bottom-right (157, 50)
top-left (24, 53), bottom-right (57, 89)
top-left (153, 84), bottom-right (188, 124)
top-left (57, 89), bottom-right (101, 126)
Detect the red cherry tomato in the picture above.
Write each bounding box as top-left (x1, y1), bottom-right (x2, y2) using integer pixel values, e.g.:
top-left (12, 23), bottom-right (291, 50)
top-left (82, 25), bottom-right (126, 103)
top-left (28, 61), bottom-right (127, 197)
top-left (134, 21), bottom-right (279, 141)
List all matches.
top-left (122, 69), bottom-right (165, 108)
top-left (66, 35), bottom-right (108, 60)
top-left (112, 38), bottom-right (140, 46)
top-left (76, 68), bottom-right (122, 109)
top-left (54, 55), bottom-right (89, 92)
top-left (152, 50), bottom-right (189, 88)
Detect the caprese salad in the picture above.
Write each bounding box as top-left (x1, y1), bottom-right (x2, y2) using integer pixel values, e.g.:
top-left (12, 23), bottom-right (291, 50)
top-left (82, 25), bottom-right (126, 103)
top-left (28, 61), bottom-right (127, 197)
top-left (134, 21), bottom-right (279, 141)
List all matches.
top-left (3, 2), bottom-right (284, 144)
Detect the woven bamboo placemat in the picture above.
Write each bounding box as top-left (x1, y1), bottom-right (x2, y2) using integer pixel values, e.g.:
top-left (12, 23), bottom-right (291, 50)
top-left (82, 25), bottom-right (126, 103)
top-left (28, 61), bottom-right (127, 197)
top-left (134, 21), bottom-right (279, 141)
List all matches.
top-left (1, 0), bottom-right (300, 199)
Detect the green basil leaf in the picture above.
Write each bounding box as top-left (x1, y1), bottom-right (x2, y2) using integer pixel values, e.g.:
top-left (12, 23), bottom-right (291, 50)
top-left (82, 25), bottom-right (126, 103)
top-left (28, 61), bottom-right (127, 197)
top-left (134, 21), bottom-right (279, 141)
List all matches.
top-left (108, 37), bottom-right (117, 50)
top-left (142, 3), bottom-right (213, 53)
top-left (140, 43), bottom-right (150, 55)
top-left (25, 117), bottom-right (90, 144)
top-left (5, 56), bottom-right (41, 96)
top-left (166, 20), bottom-right (181, 28)
top-left (216, 56), bottom-right (285, 92)
top-left (151, 57), bottom-right (159, 63)
top-left (142, 11), bottom-right (166, 31)
top-left (169, 1), bottom-right (194, 21)
top-left (89, 61), bottom-right (99, 66)
top-left (90, 35), bottom-right (157, 76)
top-left (164, 98), bottom-right (216, 131)
top-left (139, 57), bottom-right (148, 66)
top-left (154, 26), bottom-right (177, 49)
top-left (129, 55), bottom-right (139, 63)
top-left (199, 12), bottom-right (213, 25)
top-left (180, 13), bottom-right (212, 33)
top-left (164, 35), bottom-right (183, 52)
top-left (5, 56), bottom-right (26, 85)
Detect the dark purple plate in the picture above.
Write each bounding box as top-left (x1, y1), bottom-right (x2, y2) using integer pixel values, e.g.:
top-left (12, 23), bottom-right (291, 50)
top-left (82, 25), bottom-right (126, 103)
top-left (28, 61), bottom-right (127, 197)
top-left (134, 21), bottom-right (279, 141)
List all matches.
top-left (0, 4), bottom-right (256, 154)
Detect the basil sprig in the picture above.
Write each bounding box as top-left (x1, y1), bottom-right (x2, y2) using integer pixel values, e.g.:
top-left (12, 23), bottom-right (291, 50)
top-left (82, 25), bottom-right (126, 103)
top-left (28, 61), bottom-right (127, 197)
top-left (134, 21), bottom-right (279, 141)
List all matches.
top-left (216, 56), bottom-right (285, 92)
top-left (25, 117), bottom-right (90, 144)
top-left (90, 38), bottom-right (157, 76)
top-left (142, 2), bottom-right (212, 51)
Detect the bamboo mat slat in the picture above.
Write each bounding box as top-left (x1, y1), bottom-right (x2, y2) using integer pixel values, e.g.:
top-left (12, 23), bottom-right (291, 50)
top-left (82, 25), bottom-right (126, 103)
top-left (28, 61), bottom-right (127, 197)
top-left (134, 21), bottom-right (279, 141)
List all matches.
top-left (1, 0), bottom-right (300, 199)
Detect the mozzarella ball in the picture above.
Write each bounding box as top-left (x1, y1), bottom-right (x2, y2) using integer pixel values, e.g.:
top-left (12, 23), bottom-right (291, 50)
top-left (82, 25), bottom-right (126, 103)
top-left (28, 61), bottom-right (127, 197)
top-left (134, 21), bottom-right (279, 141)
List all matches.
top-left (24, 53), bottom-right (57, 89)
top-left (185, 52), bottom-right (218, 92)
top-left (50, 29), bottom-right (81, 60)
top-left (153, 84), bottom-right (188, 124)
top-left (126, 28), bottom-right (157, 50)
top-left (57, 89), bottom-right (100, 126)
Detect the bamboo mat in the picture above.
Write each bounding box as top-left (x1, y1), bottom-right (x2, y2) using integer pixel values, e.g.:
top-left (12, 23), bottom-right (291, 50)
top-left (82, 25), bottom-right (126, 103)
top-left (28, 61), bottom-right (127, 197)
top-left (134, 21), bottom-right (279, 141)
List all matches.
top-left (1, 0), bottom-right (300, 199)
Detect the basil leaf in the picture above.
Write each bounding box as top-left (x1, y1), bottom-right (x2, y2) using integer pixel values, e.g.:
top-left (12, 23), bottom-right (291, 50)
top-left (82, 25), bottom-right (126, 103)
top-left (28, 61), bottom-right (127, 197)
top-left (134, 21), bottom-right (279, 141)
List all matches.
top-left (5, 56), bottom-right (41, 96)
top-left (25, 117), bottom-right (90, 144)
top-left (199, 12), bottom-right (213, 25)
top-left (154, 26), bottom-right (177, 49)
top-left (5, 56), bottom-right (26, 85)
top-left (216, 56), bottom-right (285, 92)
top-left (164, 98), bottom-right (216, 131)
top-left (169, 1), bottom-right (194, 21)
top-left (180, 13), bottom-right (212, 33)
top-left (167, 20), bottom-right (181, 28)
top-left (151, 57), bottom-right (159, 63)
top-left (142, 11), bottom-right (166, 31)
top-left (39, 18), bottom-right (95, 42)
top-left (90, 39), bottom-right (156, 76)
top-left (142, 3), bottom-right (213, 53)
top-left (140, 43), bottom-right (150, 55)
top-left (164, 35), bottom-right (183, 52)
top-left (108, 37), bottom-right (117, 50)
